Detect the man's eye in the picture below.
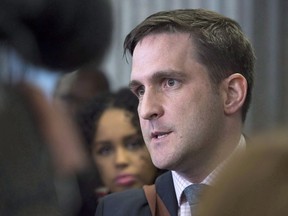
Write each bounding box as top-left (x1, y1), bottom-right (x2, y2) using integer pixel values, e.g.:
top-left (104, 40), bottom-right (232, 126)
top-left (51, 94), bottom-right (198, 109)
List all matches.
top-left (136, 86), bottom-right (145, 97)
top-left (164, 79), bottom-right (180, 88)
top-left (167, 79), bottom-right (176, 86)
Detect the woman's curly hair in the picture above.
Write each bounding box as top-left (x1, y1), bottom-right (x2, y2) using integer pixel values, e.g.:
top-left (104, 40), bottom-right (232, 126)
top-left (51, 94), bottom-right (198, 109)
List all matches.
top-left (76, 88), bottom-right (140, 151)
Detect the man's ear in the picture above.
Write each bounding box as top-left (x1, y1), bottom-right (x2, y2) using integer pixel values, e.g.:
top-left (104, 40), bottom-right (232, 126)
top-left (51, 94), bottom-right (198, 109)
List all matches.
top-left (221, 73), bottom-right (247, 115)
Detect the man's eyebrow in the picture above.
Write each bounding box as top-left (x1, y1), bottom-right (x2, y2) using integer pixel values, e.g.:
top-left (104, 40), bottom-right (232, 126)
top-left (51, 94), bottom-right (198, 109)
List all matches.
top-left (150, 70), bottom-right (185, 80)
top-left (129, 80), bottom-right (141, 90)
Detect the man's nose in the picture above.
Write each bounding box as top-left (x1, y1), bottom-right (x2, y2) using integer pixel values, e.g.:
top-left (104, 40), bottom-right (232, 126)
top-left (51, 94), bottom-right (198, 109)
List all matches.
top-left (138, 89), bottom-right (164, 120)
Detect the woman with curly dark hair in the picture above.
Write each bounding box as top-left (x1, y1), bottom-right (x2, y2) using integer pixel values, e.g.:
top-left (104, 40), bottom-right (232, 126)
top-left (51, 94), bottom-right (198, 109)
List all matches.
top-left (77, 87), bottom-right (159, 195)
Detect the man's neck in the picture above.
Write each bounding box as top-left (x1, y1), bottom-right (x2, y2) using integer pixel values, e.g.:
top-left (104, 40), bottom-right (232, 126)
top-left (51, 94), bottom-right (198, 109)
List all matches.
top-left (177, 134), bottom-right (245, 183)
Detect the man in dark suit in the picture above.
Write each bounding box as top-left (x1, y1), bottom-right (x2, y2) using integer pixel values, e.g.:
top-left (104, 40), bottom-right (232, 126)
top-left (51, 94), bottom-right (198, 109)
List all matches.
top-left (96, 8), bottom-right (255, 216)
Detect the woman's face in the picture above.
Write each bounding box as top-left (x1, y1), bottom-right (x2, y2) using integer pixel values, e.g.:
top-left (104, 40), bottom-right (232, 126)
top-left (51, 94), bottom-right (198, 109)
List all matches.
top-left (92, 108), bottom-right (158, 193)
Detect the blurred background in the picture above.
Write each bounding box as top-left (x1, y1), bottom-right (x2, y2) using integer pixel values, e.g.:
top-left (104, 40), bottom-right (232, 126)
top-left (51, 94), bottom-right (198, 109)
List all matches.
top-left (1, 0), bottom-right (287, 135)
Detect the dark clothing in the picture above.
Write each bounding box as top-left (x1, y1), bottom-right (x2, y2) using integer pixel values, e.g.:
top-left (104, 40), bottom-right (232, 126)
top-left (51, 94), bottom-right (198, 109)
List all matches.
top-left (0, 85), bottom-right (61, 216)
top-left (95, 171), bottom-right (178, 216)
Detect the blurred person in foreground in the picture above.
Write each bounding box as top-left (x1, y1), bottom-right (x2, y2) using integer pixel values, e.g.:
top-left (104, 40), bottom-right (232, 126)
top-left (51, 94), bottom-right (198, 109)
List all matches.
top-left (96, 8), bottom-right (255, 216)
top-left (197, 128), bottom-right (288, 216)
top-left (0, 83), bottom-right (89, 216)
top-left (0, 0), bottom-right (113, 215)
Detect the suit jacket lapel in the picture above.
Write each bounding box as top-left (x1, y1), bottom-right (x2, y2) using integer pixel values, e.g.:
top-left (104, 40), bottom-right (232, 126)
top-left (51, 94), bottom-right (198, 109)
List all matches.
top-left (155, 171), bottom-right (178, 216)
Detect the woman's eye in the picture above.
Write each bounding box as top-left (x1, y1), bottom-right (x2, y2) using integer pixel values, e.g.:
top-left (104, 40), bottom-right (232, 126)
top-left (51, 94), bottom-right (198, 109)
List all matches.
top-left (125, 137), bottom-right (145, 150)
top-left (96, 145), bottom-right (113, 156)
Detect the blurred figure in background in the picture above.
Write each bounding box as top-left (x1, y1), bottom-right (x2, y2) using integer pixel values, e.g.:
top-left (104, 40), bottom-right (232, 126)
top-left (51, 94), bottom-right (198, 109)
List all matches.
top-left (52, 64), bottom-right (111, 216)
top-left (197, 128), bottom-right (288, 216)
top-left (53, 66), bottom-right (110, 116)
top-left (76, 88), bottom-right (161, 214)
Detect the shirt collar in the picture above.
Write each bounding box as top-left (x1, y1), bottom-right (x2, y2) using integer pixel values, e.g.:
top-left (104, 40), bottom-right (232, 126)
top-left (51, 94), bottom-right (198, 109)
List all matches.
top-left (172, 135), bottom-right (246, 206)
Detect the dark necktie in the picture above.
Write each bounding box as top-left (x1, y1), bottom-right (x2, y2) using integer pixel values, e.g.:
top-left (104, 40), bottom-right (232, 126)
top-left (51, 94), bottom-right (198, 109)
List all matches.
top-left (183, 184), bottom-right (208, 215)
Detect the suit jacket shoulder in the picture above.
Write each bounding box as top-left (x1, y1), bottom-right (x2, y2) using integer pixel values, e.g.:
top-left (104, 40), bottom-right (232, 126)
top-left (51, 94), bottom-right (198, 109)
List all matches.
top-left (95, 188), bottom-right (150, 216)
top-left (95, 171), bottom-right (178, 216)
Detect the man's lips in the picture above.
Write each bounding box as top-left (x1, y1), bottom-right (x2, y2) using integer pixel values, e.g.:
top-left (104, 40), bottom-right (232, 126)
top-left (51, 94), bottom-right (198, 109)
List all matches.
top-left (151, 131), bottom-right (172, 139)
top-left (115, 174), bottom-right (136, 186)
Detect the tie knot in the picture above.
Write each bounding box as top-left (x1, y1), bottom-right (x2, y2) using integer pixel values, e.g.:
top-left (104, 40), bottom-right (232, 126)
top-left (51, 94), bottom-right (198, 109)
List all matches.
top-left (183, 184), bottom-right (208, 206)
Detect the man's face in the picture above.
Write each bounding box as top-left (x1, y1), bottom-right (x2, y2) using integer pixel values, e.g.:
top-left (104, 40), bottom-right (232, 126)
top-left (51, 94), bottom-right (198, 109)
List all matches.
top-left (130, 33), bottom-right (226, 175)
